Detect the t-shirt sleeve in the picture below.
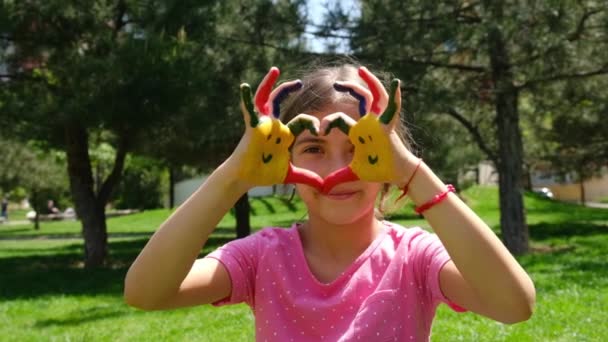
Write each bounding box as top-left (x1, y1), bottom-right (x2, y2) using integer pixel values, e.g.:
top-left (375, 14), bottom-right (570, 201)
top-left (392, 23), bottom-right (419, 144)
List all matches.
top-left (204, 230), bottom-right (264, 307)
top-left (409, 229), bottom-right (466, 312)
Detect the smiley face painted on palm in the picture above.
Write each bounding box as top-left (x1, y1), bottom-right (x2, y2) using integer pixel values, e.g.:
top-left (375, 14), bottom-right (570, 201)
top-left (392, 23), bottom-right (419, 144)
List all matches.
top-left (348, 113), bottom-right (396, 181)
top-left (322, 73), bottom-right (402, 193)
top-left (241, 116), bottom-right (294, 185)
top-left (238, 67), bottom-right (323, 189)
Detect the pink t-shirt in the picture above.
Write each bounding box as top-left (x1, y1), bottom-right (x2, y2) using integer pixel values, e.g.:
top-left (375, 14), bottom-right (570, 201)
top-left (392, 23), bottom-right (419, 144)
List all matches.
top-left (206, 221), bottom-right (464, 341)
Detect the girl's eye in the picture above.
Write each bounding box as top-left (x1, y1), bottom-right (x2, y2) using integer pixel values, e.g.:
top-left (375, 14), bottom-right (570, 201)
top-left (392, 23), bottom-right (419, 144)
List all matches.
top-left (303, 146), bottom-right (322, 154)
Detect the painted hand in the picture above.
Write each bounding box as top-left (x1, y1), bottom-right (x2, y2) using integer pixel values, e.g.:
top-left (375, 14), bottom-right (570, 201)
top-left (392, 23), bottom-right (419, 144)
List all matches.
top-left (238, 67), bottom-right (323, 189)
top-left (322, 67), bottom-right (414, 193)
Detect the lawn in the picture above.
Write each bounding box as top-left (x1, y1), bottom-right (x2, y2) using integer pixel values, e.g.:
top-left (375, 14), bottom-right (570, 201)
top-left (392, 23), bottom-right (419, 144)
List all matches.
top-left (0, 186), bottom-right (606, 341)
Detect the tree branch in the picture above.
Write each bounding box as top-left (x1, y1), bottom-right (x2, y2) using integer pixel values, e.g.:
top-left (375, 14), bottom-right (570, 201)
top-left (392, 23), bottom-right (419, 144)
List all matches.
top-left (408, 58), bottom-right (487, 72)
top-left (568, 8), bottom-right (605, 41)
top-left (444, 107), bottom-right (498, 165)
top-left (303, 30), bottom-right (351, 40)
top-left (356, 52), bottom-right (487, 72)
top-left (111, 0), bottom-right (128, 39)
top-left (97, 134), bottom-right (128, 205)
top-left (518, 64), bottom-right (608, 89)
top-left (513, 8), bottom-right (606, 67)
top-left (0, 72), bottom-right (45, 82)
top-left (0, 34), bottom-right (15, 42)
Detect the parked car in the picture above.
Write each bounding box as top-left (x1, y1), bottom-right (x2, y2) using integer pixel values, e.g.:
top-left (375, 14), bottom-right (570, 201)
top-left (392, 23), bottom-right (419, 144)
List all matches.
top-left (533, 187), bottom-right (554, 199)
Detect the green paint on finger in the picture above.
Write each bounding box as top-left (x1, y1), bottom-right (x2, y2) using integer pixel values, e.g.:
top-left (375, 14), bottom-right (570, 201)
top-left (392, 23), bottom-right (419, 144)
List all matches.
top-left (241, 84), bottom-right (258, 127)
top-left (380, 79), bottom-right (400, 125)
top-left (288, 119), bottom-right (318, 136)
top-left (324, 118), bottom-right (350, 135)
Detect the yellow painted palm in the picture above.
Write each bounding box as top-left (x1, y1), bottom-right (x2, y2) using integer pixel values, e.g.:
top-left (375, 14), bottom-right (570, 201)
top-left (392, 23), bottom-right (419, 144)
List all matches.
top-left (323, 68), bottom-right (402, 193)
top-left (239, 67), bottom-right (322, 189)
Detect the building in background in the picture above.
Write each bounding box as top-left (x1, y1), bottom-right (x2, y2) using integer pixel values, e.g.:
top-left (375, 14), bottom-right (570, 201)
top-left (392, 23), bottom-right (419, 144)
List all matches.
top-left (468, 161), bottom-right (608, 203)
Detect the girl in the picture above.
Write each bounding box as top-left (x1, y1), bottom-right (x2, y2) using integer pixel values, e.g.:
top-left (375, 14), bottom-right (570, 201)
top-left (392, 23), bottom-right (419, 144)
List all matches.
top-left (124, 63), bottom-right (535, 341)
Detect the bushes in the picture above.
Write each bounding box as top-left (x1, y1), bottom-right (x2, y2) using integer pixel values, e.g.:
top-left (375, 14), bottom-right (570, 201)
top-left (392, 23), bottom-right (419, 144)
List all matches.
top-left (111, 155), bottom-right (167, 210)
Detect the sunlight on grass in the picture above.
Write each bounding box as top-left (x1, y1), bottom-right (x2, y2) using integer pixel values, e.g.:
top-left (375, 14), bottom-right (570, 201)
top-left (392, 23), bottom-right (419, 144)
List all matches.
top-left (1, 186), bottom-right (607, 341)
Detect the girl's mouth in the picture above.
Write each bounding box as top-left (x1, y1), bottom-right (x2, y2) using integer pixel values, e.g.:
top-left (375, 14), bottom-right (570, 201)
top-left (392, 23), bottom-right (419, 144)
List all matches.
top-left (324, 190), bottom-right (359, 200)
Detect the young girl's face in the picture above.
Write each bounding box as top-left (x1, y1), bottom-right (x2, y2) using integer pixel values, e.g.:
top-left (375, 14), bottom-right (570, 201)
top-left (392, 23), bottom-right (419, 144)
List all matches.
top-left (291, 101), bottom-right (382, 225)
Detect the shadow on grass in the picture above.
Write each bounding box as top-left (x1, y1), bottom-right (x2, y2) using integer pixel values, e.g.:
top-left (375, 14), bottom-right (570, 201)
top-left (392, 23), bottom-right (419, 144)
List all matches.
top-left (34, 306), bottom-right (131, 327)
top-left (0, 227), bottom-right (33, 235)
top-left (0, 234), bottom-right (234, 301)
top-left (518, 221), bottom-right (608, 292)
top-left (525, 194), bottom-right (608, 218)
top-left (278, 197), bottom-right (298, 213)
top-left (529, 221), bottom-right (608, 240)
top-left (251, 197), bottom-right (276, 215)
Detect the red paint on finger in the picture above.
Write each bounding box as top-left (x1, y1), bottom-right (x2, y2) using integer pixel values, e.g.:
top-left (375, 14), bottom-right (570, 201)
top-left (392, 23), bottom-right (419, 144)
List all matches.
top-left (284, 164), bottom-right (324, 190)
top-left (255, 67), bottom-right (280, 115)
top-left (322, 167), bottom-right (360, 194)
top-left (358, 67), bottom-right (382, 114)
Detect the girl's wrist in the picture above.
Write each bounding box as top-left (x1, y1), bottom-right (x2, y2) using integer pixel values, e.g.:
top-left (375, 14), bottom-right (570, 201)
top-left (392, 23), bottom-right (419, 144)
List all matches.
top-left (216, 159), bottom-right (252, 196)
top-left (403, 162), bottom-right (447, 206)
top-left (395, 155), bottom-right (424, 189)
top-left (395, 157), bottom-right (422, 202)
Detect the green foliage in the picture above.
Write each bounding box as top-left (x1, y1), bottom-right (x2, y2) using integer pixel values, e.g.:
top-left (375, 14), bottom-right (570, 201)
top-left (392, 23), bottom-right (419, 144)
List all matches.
top-left (0, 0), bottom-right (309, 265)
top-left (0, 136), bottom-right (70, 212)
top-left (330, 0), bottom-right (608, 171)
top-left (528, 76), bottom-right (608, 181)
top-left (111, 155), bottom-right (166, 210)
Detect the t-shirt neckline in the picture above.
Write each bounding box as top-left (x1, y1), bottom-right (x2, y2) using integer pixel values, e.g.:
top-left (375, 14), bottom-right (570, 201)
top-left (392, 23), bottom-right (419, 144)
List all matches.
top-left (290, 221), bottom-right (390, 288)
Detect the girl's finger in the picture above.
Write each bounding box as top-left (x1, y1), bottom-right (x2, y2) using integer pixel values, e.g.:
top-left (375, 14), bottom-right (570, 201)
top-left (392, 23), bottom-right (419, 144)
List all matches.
top-left (268, 80), bottom-right (303, 119)
top-left (358, 66), bottom-right (389, 114)
top-left (240, 83), bottom-right (259, 128)
top-left (319, 112), bottom-right (357, 136)
top-left (333, 81), bottom-right (372, 116)
top-left (379, 79), bottom-right (402, 131)
top-left (287, 113), bottom-right (321, 137)
top-left (254, 67), bottom-right (280, 115)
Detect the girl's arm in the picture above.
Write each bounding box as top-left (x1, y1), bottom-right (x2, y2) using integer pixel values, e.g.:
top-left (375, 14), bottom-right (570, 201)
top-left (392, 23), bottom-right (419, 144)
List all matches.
top-left (334, 66), bottom-right (534, 324)
top-left (402, 156), bottom-right (536, 324)
top-left (124, 68), bottom-right (313, 310)
top-left (123, 159), bottom-right (250, 310)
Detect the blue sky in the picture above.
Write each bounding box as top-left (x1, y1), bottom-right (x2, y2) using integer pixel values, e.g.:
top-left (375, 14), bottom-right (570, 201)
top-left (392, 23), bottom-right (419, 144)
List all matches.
top-left (305, 0), bottom-right (358, 53)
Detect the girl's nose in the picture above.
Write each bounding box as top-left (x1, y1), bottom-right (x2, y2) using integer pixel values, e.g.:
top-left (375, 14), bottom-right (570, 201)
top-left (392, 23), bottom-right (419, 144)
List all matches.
top-left (321, 148), bottom-right (353, 178)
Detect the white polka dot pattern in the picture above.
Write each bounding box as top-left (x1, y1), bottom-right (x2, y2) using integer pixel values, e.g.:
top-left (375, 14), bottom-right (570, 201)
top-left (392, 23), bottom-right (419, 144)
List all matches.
top-left (205, 222), bottom-right (465, 341)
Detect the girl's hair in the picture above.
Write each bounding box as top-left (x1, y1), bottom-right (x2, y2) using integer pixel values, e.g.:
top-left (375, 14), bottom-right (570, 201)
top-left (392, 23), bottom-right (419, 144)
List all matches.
top-left (280, 61), bottom-right (416, 218)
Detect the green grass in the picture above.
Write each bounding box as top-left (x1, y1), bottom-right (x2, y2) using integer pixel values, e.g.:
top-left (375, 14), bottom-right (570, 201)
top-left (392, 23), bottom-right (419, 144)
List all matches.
top-left (1, 186), bottom-right (607, 341)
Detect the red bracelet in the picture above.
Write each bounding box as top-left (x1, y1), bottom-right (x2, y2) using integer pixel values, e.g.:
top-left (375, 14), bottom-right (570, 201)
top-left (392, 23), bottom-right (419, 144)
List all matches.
top-left (414, 184), bottom-right (456, 214)
top-left (395, 158), bottom-right (423, 202)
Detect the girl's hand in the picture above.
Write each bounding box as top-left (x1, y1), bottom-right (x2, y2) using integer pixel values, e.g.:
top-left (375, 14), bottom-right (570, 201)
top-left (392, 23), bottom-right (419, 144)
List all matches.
top-left (228, 67), bottom-right (323, 190)
top-left (322, 66), bottom-right (417, 193)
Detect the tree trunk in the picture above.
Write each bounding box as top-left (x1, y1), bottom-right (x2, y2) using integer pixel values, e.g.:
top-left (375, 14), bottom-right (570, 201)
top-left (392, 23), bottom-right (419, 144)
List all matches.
top-left (487, 16), bottom-right (529, 255)
top-left (64, 121), bottom-right (108, 268)
top-left (580, 180), bottom-right (586, 205)
top-left (32, 190), bottom-right (40, 230)
top-left (81, 202), bottom-right (108, 267)
top-left (523, 163), bottom-right (532, 191)
top-left (34, 211), bottom-right (40, 230)
top-left (169, 166), bottom-right (175, 209)
top-left (64, 120), bottom-right (128, 267)
top-left (235, 192), bottom-right (251, 239)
